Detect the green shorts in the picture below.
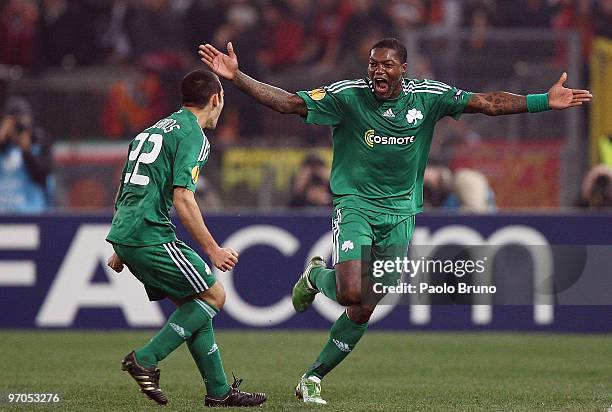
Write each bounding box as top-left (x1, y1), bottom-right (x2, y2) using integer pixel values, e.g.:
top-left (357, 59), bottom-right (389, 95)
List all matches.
top-left (112, 240), bottom-right (216, 301)
top-left (331, 207), bottom-right (416, 286)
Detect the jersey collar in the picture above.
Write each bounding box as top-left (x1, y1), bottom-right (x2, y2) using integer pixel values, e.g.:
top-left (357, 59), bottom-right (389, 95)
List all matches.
top-left (180, 106), bottom-right (199, 124)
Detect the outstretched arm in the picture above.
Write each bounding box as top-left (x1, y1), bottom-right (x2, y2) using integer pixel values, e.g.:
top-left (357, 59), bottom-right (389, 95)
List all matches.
top-left (199, 42), bottom-right (307, 116)
top-left (463, 72), bottom-right (592, 116)
top-left (463, 92), bottom-right (526, 116)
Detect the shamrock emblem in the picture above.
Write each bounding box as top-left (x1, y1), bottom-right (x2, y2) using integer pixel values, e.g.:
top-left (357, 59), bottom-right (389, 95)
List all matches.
top-left (406, 108), bottom-right (424, 124)
top-left (341, 240), bottom-right (354, 252)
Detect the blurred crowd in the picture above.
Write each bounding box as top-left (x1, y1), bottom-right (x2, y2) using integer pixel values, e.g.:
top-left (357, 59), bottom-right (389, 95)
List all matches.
top-left (2, 0), bottom-right (612, 212)
top-left (1, 0), bottom-right (611, 71)
top-left (1, 0), bottom-right (611, 140)
top-left (288, 153), bottom-right (501, 212)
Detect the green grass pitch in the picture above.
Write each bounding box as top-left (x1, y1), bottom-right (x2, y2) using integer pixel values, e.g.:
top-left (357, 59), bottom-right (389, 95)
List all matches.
top-left (0, 330), bottom-right (610, 411)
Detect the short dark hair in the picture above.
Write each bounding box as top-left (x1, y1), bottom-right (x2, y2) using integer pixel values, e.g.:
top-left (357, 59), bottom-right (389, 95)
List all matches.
top-left (370, 38), bottom-right (407, 64)
top-left (181, 69), bottom-right (222, 108)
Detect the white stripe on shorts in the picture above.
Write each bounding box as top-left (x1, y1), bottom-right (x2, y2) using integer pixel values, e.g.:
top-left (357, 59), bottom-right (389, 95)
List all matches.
top-left (332, 209), bottom-right (342, 266)
top-left (171, 242), bottom-right (209, 290)
top-left (162, 243), bottom-right (202, 293)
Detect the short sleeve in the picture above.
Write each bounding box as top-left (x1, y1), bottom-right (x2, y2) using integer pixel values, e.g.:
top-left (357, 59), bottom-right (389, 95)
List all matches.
top-left (173, 133), bottom-right (203, 192)
top-left (296, 86), bottom-right (344, 126)
top-left (431, 84), bottom-right (473, 121)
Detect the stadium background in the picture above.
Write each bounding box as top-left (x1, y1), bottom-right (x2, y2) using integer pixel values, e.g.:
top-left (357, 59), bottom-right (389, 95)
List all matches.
top-left (1, 0), bottom-right (612, 410)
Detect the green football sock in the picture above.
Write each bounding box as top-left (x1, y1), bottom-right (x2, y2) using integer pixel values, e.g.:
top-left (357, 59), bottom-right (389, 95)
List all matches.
top-left (305, 311), bottom-right (368, 379)
top-left (134, 299), bottom-right (218, 367)
top-left (308, 267), bottom-right (337, 301)
top-left (187, 313), bottom-right (230, 397)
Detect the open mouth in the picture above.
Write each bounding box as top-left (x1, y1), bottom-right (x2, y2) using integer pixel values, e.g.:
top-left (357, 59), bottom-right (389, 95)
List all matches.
top-left (373, 78), bottom-right (389, 95)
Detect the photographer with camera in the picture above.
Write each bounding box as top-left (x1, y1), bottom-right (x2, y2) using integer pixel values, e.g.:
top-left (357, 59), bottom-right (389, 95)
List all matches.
top-left (580, 164), bottom-right (612, 208)
top-left (0, 96), bottom-right (53, 213)
top-left (289, 152), bottom-right (332, 208)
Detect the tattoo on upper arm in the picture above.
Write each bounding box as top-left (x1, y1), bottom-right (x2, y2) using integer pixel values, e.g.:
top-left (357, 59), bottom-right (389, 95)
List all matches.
top-left (464, 92), bottom-right (527, 116)
top-left (234, 71), bottom-right (307, 115)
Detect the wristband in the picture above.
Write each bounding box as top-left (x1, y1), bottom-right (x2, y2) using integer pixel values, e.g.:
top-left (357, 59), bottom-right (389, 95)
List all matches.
top-left (526, 93), bottom-right (550, 113)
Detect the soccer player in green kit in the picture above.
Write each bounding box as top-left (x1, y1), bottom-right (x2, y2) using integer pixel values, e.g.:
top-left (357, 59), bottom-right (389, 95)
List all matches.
top-left (106, 69), bottom-right (266, 407)
top-left (199, 38), bottom-right (592, 405)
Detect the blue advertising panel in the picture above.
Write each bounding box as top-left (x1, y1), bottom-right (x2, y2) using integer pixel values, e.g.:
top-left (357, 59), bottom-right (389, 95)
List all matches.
top-left (0, 213), bottom-right (611, 332)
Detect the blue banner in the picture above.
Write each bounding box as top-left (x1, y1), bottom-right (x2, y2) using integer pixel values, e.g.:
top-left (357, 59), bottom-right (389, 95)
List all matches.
top-left (0, 213), bottom-right (611, 332)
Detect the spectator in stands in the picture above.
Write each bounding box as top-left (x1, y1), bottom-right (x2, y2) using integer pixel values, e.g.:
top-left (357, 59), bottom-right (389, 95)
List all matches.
top-left (186, 0), bottom-right (227, 58)
top-left (339, 25), bottom-right (386, 79)
top-left (126, 0), bottom-right (190, 70)
top-left (580, 165), bottom-right (612, 208)
top-left (424, 166), bottom-right (496, 212)
top-left (428, 0), bottom-right (459, 28)
top-left (423, 165), bottom-right (457, 208)
top-left (0, 0), bottom-right (38, 67)
top-left (99, 0), bottom-right (132, 65)
top-left (36, 0), bottom-right (97, 68)
top-left (460, 1), bottom-right (518, 81)
top-left (212, 1), bottom-right (262, 137)
top-left (453, 168), bottom-right (496, 212)
top-left (300, 0), bottom-right (352, 69)
top-left (385, 0), bottom-right (428, 37)
top-left (594, 0), bottom-right (612, 39)
top-left (258, 0), bottom-right (305, 73)
top-left (286, 0), bottom-right (317, 66)
top-left (289, 152), bottom-right (331, 208)
top-left (498, 0), bottom-right (552, 28)
top-left (463, 1), bottom-right (497, 54)
top-left (195, 177), bottom-right (223, 212)
top-left (341, 0), bottom-right (391, 52)
top-left (212, 1), bottom-right (259, 60)
top-left (551, 0), bottom-right (593, 62)
top-left (0, 96), bottom-right (53, 213)
top-left (100, 71), bottom-right (168, 138)
top-left (287, 0), bottom-right (316, 32)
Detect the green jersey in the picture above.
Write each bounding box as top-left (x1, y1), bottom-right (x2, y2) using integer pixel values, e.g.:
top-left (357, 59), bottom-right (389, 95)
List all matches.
top-left (296, 78), bottom-right (472, 215)
top-left (107, 108), bottom-right (210, 246)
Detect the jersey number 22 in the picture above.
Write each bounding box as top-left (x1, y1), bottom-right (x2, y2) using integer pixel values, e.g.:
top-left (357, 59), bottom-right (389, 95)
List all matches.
top-left (124, 133), bottom-right (163, 186)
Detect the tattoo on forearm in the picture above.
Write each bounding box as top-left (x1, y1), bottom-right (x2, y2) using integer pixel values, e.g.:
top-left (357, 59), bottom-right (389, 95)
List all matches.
top-left (465, 92), bottom-right (527, 116)
top-left (233, 71), bottom-right (307, 116)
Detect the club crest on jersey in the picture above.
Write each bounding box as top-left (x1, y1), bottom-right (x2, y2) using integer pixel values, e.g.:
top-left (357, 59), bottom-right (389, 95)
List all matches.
top-left (364, 129), bottom-right (416, 148)
top-left (191, 166), bottom-right (200, 184)
top-left (307, 88), bottom-right (326, 101)
top-left (406, 108), bottom-right (423, 125)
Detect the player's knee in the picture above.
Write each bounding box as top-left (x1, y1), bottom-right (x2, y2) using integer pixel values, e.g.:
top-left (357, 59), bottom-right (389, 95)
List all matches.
top-left (208, 292), bottom-right (225, 310)
top-left (197, 282), bottom-right (226, 311)
top-left (347, 305), bottom-right (375, 324)
top-left (217, 288), bottom-right (226, 309)
top-left (211, 287), bottom-right (226, 310)
top-left (336, 287), bottom-right (362, 306)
